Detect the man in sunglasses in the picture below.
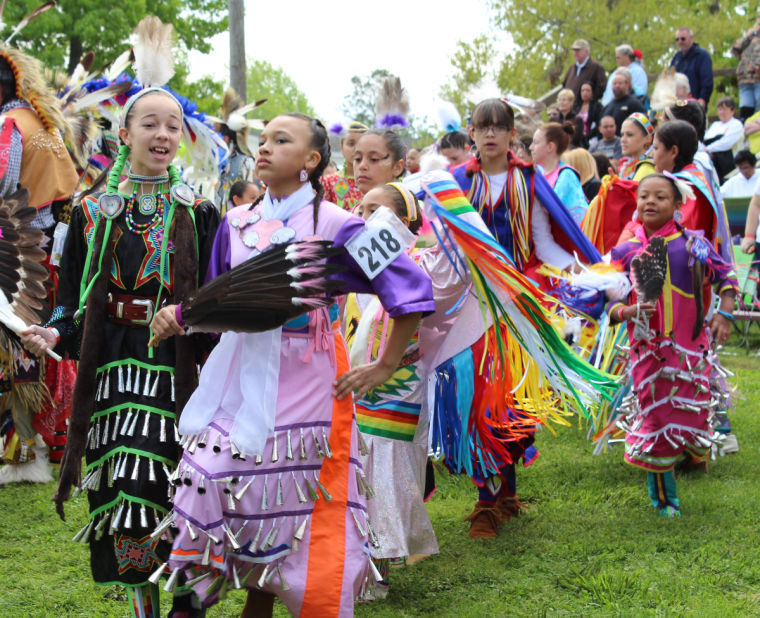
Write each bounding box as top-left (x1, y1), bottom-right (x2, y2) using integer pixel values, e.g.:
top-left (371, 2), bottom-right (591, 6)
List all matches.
top-left (670, 27), bottom-right (714, 109)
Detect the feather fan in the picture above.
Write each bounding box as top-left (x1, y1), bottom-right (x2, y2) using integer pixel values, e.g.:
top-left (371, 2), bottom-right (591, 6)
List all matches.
top-left (177, 241), bottom-right (347, 335)
top-left (0, 190), bottom-right (60, 360)
top-left (375, 76), bottom-right (409, 128)
top-left (631, 236), bottom-right (668, 303)
top-left (132, 16), bottom-right (175, 87)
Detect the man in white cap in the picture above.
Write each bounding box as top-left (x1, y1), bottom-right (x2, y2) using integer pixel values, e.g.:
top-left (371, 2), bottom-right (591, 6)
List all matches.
top-left (562, 39), bottom-right (607, 101)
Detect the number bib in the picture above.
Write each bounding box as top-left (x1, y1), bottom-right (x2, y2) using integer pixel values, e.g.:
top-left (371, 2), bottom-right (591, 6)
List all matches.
top-left (345, 206), bottom-right (416, 280)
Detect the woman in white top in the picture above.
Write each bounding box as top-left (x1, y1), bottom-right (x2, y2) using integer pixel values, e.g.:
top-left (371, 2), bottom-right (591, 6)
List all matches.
top-left (705, 97), bottom-right (745, 184)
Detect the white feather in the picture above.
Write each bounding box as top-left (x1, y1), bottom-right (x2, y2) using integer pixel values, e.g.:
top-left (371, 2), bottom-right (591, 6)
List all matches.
top-left (105, 49), bottom-right (133, 83)
top-left (132, 16), bottom-right (175, 88)
top-left (435, 101), bottom-right (461, 132)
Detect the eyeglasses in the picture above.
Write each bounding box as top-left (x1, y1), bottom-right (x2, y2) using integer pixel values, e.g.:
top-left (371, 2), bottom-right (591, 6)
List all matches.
top-left (473, 126), bottom-right (509, 135)
top-left (675, 37), bottom-right (687, 42)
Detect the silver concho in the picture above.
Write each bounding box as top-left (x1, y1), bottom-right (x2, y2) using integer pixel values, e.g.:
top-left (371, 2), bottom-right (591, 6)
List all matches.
top-left (242, 230), bottom-right (260, 248)
top-left (245, 214), bottom-right (260, 226)
top-left (98, 193), bottom-right (125, 219)
top-left (171, 183), bottom-right (195, 207)
top-left (230, 217), bottom-right (241, 228)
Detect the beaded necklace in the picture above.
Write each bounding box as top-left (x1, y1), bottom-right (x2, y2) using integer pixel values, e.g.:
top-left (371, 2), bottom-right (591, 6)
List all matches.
top-left (125, 190), bottom-right (167, 233)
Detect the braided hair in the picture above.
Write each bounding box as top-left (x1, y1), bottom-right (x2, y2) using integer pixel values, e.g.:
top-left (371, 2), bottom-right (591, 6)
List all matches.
top-left (283, 112), bottom-right (331, 232)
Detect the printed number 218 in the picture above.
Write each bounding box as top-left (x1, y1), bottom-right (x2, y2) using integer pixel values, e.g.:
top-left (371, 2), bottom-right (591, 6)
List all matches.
top-left (357, 229), bottom-right (402, 273)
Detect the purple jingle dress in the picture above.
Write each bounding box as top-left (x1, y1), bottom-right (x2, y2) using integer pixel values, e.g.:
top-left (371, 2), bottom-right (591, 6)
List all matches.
top-left (161, 186), bottom-right (434, 616)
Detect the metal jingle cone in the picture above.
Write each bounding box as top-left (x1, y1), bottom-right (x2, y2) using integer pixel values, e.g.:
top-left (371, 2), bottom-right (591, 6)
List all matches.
top-left (369, 557), bottom-right (384, 582)
top-left (251, 520), bottom-right (264, 549)
top-left (186, 433), bottom-right (199, 455)
top-left (103, 369), bottom-right (110, 400)
top-left (120, 409), bottom-right (133, 435)
top-left (185, 570), bottom-right (212, 587)
top-left (232, 562), bottom-right (242, 589)
top-left (117, 365), bottom-right (124, 393)
top-left (87, 426), bottom-right (95, 450)
top-left (171, 375), bottom-right (175, 402)
top-left (112, 410), bottom-right (121, 441)
top-left (131, 456), bottom-right (141, 480)
top-left (230, 440), bottom-right (241, 459)
top-left (102, 415), bottom-right (110, 447)
top-left (148, 371), bottom-right (159, 397)
top-left (350, 508), bottom-right (366, 537)
top-left (163, 567), bottom-right (181, 593)
top-left (226, 489), bottom-right (236, 512)
top-left (148, 561), bottom-right (168, 585)
top-left (234, 477), bottom-right (254, 501)
top-left (322, 427), bottom-right (333, 458)
top-left (366, 520), bottom-right (379, 548)
top-left (293, 517), bottom-right (308, 541)
top-left (201, 538), bottom-right (211, 566)
top-left (261, 476), bottom-right (269, 510)
top-left (127, 410), bottom-right (140, 437)
top-left (95, 374), bottom-right (103, 402)
top-left (206, 529), bottom-right (222, 545)
top-left (358, 431), bottom-right (370, 456)
top-left (276, 474), bottom-right (284, 506)
top-left (255, 454), bottom-right (263, 465)
top-left (224, 524), bottom-right (241, 550)
top-left (212, 433), bottom-right (222, 453)
top-left (142, 412), bottom-right (151, 438)
top-left (111, 501), bottom-right (125, 533)
top-left (140, 505), bottom-right (149, 528)
top-left (197, 475), bottom-right (206, 494)
top-left (148, 459), bottom-right (157, 483)
top-left (286, 429), bottom-right (293, 461)
top-left (271, 432), bottom-right (279, 463)
top-left (292, 471), bottom-right (307, 504)
top-left (257, 565), bottom-right (270, 589)
top-left (72, 519), bottom-right (93, 543)
top-left (355, 468), bottom-right (365, 495)
top-left (311, 427), bottom-right (324, 458)
top-left (125, 364), bottom-right (132, 392)
top-left (108, 458), bottom-right (115, 487)
top-left (303, 473), bottom-right (318, 501)
top-left (299, 428), bottom-right (307, 460)
top-left (93, 422), bottom-right (100, 450)
top-left (133, 366), bottom-right (141, 393)
top-left (234, 520), bottom-right (250, 542)
top-left (151, 511), bottom-right (175, 539)
top-left (197, 429), bottom-right (208, 448)
top-left (93, 466), bottom-right (103, 492)
top-left (314, 472), bottom-right (332, 501)
top-left (186, 520), bottom-right (199, 541)
top-left (277, 565), bottom-right (290, 591)
top-left (95, 514), bottom-right (109, 540)
top-left (142, 371), bottom-right (153, 397)
top-left (118, 452), bottom-right (129, 478)
top-left (160, 415), bottom-right (167, 442)
top-left (123, 503), bottom-right (133, 528)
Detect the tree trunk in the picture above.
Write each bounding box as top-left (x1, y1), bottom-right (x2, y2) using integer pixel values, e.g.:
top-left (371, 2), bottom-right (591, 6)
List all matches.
top-left (229, 0), bottom-right (246, 101)
top-left (67, 35), bottom-right (82, 75)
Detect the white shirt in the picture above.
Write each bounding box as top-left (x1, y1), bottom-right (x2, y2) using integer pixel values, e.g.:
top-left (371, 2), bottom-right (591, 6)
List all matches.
top-left (704, 118), bottom-right (744, 153)
top-left (720, 170), bottom-right (760, 199)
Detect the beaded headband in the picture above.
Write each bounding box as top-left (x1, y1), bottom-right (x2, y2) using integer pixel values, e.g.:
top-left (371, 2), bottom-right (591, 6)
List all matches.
top-left (119, 86), bottom-right (184, 129)
top-left (628, 112), bottom-right (654, 136)
top-left (386, 182), bottom-right (418, 222)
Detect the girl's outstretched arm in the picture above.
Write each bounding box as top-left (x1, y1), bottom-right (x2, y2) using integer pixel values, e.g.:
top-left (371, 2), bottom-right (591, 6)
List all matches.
top-left (334, 311), bottom-right (422, 400)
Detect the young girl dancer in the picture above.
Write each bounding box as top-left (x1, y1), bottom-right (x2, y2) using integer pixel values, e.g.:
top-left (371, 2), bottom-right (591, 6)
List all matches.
top-left (149, 113), bottom-right (434, 617)
top-left (530, 121), bottom-right (588, 224)
top-left (452, 98), bottom-right (601, 287)
top-left (618, 113), bottom-right (655, 181)
top-left (22, 87), bottom-right (220, 617)
top-left (607, 173), bottom-right (736, 516)
top-left (344, 183), bottom-right (438, 591)
top-left (352, 130), bottom-right (407, 196)
top-left (321, 121), bottom-right (368, 211)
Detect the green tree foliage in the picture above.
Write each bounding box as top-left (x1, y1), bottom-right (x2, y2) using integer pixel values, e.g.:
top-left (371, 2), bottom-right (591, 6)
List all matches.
top-left (1, 0), bottom-right (227, 74)
top-left (245, 59), bottom-right (314, 121)
top-left (440, 35), bottom-right (494, 119)
top-left (444, 0), bottom-right (751, 111)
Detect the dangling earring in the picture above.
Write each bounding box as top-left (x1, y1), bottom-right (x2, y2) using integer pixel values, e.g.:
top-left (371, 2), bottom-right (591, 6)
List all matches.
top-left (299, 168), bottom-right (308, 182)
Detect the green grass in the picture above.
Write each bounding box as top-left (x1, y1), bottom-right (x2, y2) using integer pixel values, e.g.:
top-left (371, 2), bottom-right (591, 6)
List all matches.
top-left (2, 342), bottom-right (760, 617)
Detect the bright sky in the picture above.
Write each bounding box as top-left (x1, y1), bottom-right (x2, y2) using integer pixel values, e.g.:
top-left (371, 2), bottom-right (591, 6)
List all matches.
top-left (188, 0), bottom-right (501, 127)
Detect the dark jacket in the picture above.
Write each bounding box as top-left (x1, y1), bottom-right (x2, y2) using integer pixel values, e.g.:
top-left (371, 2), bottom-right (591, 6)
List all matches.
top-left (573, 100), bottom-right (604, 141)
top-left (601, 94), bottom-right (646, 135)
top-left (670, 43), bottom-right (714, 104)
top-left (563, 59), bottom-right (607, 101)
